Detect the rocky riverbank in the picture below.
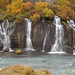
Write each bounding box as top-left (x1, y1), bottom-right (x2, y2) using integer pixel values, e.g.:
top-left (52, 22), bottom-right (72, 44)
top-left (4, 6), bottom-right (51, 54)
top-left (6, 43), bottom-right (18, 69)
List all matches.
top-left (0, 49), bottom-right (48, 57)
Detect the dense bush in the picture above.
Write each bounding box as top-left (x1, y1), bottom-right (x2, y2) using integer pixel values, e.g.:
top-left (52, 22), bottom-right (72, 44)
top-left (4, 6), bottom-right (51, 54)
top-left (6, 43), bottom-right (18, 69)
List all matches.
top-left (0, 0), bottom-right (75, 23)
top-left (53, 0), bottom-right (75, 21)
top-left (0, 0), bottom-right (9, 9)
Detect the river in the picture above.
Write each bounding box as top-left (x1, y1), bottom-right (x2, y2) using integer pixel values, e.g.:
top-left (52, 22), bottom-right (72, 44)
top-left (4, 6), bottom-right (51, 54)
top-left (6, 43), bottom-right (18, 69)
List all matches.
top-left (0, 54), bottom-right (75, 75)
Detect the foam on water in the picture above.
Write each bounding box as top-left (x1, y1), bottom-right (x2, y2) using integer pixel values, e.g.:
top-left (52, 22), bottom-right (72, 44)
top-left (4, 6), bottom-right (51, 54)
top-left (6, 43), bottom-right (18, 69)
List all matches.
top-left (47, 51), bottom-right (67, 54)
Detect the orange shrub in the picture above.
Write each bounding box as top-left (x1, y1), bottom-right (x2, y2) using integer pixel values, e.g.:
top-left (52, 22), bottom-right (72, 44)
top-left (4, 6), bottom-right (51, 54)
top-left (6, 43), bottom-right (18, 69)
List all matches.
top-left (6, 0), bottom-right (23, 15)
top-left (0, 0), bottom-right (9, 9)
top-left (30, 13), bottom-right (40, 22)
top-left (34, 1), bottom-right (50, 12)
top-left (22, 2), bottom-right (33, 10)
top-left (42, 8), bottom-right (54, 19)
top-left (53, 0), bottom-right (75, 21)
top-left (34, 1), bottom-right (54, 19)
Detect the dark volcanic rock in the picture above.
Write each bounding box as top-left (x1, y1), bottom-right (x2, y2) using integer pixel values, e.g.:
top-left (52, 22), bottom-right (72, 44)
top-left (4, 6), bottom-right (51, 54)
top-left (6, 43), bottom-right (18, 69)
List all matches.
top-left (64, 26), bottom-right (73, 53)
top-left (11, 21), bottom-right (26, 48)
top-left (0, 18), bottom-right (74, 54)
top-left (32, 19), bottom-right (48, 51)
top-left (43, 23), bottom-right (55, 52)
top-left (32, 22), bottom-right (44, 51)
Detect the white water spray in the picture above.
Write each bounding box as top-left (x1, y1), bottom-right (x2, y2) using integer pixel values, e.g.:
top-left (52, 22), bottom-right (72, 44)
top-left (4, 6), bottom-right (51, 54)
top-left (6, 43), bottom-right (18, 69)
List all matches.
top-left (0, 19), bottom-right (15, 52)
top-left (25, 18), bottom-right (34, 51)
top-left (67, 20), bottom-right (75, 55)
top-left (49, 15), bottom-right (66, 54)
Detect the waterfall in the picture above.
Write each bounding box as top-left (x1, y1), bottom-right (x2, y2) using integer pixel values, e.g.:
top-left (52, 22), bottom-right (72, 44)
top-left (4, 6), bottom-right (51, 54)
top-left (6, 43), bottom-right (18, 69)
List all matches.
top-left (67, 20), bottom-right (75, 31)
top-left (0, 19), bottom-right (16, 52)
top-left (25, 18), bottom-right (34, 51)
top-left (42, 18), bottom-right (49, 52)
top-left (42, 18), bottom-right (48, 52)
top-left (49, 15), bottom-right (65, 54)
top-left (42, 34), bottom-right (48, 52)
top-left (67, 20), bottom-right (75, 55)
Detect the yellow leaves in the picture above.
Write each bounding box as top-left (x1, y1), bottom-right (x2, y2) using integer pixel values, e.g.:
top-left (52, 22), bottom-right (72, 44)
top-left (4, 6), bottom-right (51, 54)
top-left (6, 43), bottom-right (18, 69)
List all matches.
top-left (33, 1), bottom-right (54, 19)
top-left (6, 0), bottom-right (33, 15)
top-left (15, 49), bottom-right (24, 54)
top-left (54, 0), bottom-right (70, 12)
top-left (34, 1), bottom-right (50, 12)
top-left (55, 0), bottom-right (70, 6)
top-left (6, 0), bottom-right (23, 15)
top-left (0, 0), bottom-right (9, 9)
top-left (43, 8), bottom-right (54, 18)
top-left (0, 65), bottom-right (51, 75)
top-left (35, 70), bottom-right (51, 75)
top-left (22, 2), bottom-right (33, 10)
top-left (30, 13), bottom-right (40, 22)
top-left (53, 0), bottom-right (75, 21)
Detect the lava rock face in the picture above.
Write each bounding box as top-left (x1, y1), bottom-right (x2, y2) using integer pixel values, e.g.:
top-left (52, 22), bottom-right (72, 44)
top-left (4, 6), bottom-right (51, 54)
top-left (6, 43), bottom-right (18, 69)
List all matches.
top-left (0, 19), bottom-right (74, 53)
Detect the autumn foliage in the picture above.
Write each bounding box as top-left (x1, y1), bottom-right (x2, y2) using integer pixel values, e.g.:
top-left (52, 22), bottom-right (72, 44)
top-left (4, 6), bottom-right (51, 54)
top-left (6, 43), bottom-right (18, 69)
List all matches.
top-left (0, 65), bottom-right (51, 75)
top-left (6, 0), bottom-right (23, 15)
top-left (0, 0), bottom-right (9, 9)
top-left (53, 0), bottom-right (75, 21)
top-left (0, 0), bottom-right (75, 23)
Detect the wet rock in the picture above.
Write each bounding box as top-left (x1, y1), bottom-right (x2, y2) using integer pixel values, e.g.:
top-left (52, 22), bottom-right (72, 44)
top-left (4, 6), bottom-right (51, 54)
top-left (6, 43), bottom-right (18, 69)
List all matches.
top-left (44, 23), bottom-right (55, 52)
top-left (32, 22), bottom-right (45, 51)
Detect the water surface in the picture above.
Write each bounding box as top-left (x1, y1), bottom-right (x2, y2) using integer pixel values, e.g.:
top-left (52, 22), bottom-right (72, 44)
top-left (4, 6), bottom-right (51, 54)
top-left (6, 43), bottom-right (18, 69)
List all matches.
top-left (0, 54), bottom-right (75, 75)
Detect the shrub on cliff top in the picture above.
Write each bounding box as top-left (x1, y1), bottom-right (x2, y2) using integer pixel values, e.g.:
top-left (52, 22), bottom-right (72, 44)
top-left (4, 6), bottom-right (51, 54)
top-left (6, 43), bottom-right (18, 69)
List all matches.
top-left (6, 0), bottom-right (23, 15)
top-left (53, 0), bottom-right (75, 21)
top-left (30, 13), bottom-right (40, 23)
top-left (6, 0), bottom-right (33, 15)
top-left (0, 0), bottom-right (75, 23)
top-left (34, 1), bottom-right (54, 19)
top-left (0, 0), bottom-right (9, 9)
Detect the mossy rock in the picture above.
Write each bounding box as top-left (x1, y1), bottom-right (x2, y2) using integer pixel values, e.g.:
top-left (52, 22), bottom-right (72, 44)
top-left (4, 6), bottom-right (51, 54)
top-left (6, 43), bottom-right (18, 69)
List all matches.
top-left (35, 70), bottom-right (51, 75)
top-left (0, 65), bottom-right (34, 75)
top-left (0, 65), bottom-right (51, 75)
top-left (15, 49), bottom-right (24, 54)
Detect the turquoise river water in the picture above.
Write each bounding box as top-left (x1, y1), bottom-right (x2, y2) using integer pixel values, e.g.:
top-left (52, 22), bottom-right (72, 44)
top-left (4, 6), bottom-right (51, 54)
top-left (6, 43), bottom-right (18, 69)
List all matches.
top-left (0, 54), bottom-right (75, 75)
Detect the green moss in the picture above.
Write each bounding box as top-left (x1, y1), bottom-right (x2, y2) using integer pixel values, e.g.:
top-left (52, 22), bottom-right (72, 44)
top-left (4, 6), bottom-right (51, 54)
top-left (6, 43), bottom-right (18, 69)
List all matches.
top-left (61, 21), bottom-right (67, 26)
top-left (0, 12), bottom-right (15, 22)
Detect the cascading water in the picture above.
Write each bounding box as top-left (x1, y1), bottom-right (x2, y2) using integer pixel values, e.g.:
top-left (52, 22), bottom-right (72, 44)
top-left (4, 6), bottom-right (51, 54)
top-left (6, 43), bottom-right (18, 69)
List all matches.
top-left (42, 18), bottom-right (49, 52)
top-left (49, 15), bottom-right (66, 54)
top-left (25, 18), bottom-right (34, 51)
top-left (42, 18), bottom-right (48, 52)
top-left (67, 20), bottom-right (75, 55)
top-left (0, 19), bottom-right (15, 52)
top-left (67, 20), bottom-right (75, 30)
top-left (42, 34), bottom-right (48, 52)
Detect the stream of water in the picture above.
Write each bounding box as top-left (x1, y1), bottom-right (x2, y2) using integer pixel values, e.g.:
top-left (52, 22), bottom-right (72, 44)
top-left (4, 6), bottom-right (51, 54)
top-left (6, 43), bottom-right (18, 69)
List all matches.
top-left (0, 54), bottom-right (75, 75)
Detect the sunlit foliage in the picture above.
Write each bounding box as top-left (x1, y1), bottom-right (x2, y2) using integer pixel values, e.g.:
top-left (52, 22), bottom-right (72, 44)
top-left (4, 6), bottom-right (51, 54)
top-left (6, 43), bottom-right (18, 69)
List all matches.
top-left (53, 0), bottom-right (75, 21)
top-left (0, 65), bottom-right (51, 75)
top-left (34, 1), bottom-right (54, 18)
top-left (22, 2), bottom-right (33, 11)
top-left (6, 0), bottom-right (23, 15)
top-left (0, 0), bottom-right (9, 9)
top-left (0, 0), bottom-right (75, 23)
top-left (30, 13), bottom-right (40, 22)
